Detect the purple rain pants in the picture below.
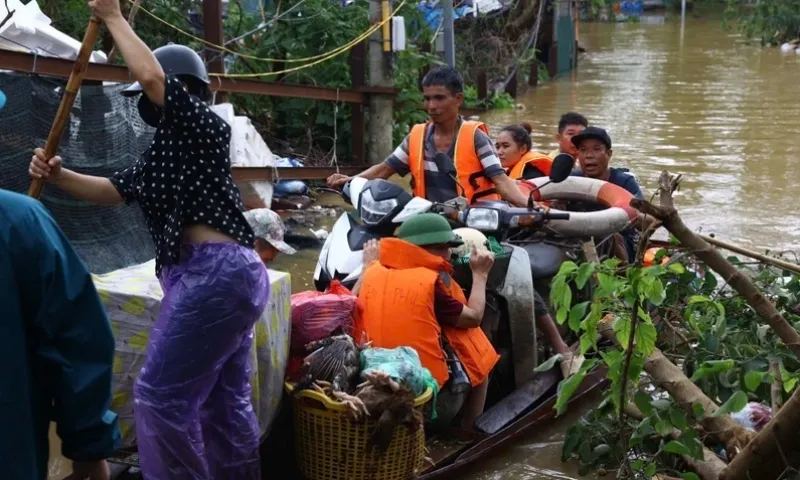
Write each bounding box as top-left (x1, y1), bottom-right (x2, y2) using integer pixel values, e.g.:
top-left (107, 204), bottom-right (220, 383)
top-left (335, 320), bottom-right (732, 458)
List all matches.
top-left (134, 242), bottom-right (269, 479)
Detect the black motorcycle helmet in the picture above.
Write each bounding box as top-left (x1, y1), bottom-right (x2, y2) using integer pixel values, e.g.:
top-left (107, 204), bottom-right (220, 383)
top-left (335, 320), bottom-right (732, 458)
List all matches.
top-left (122, 44), bottom-right (211, 126)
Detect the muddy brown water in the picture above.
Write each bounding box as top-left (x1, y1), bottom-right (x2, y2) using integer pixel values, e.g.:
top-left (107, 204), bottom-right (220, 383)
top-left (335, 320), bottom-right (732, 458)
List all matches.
top-left (485, 16), bottom-right (800, 254)
top-left (48, 14), bottom-right (800, 480)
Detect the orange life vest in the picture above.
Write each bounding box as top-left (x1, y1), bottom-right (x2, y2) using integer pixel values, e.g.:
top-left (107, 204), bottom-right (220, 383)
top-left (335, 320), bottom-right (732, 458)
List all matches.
top-left (643, 247), bottom-right (670, 267)
top-left (407, 121), bottom-right (501, 204)
top-left (355, 238), bottom-right (500, 387)
top-left (507, 150), bottom-right (553, 180)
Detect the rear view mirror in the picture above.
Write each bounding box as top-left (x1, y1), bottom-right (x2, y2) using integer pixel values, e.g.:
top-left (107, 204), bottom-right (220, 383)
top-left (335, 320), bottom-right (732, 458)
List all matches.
top-left (550, 153), bottom-right (574, 183)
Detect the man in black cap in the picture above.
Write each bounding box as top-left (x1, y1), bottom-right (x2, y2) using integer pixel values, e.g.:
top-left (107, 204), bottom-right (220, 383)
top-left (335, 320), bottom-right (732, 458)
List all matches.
top-left (569, 127), bottom-right (644, 261)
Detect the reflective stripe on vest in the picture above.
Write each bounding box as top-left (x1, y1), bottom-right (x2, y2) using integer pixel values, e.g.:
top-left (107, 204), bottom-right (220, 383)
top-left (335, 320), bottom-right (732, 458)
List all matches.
top-left (355, 238), bottom-right (499, 387)
top-left (408, 121), bottom-right (500, 204)
top-left (507, 150), bottom-right (554, 180)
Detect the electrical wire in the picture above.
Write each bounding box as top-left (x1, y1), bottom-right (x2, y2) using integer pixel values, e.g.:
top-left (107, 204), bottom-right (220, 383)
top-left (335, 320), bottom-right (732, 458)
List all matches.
top-left (223, 0), bottom-right (305, 46)
top-left (126, 0), bottom-right (404, 65)
top-left (217, 0), bottom-right (406, 78)
top-left (501, 0), bottom-right (545, 90)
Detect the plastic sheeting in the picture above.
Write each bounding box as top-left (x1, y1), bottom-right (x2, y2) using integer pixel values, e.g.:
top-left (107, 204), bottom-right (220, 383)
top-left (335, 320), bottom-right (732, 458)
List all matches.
top-left (290, 281), bottom-right (357, 353)
top-left (360, 347), bottom-right (439, 399)
top-left (133, 243), bottom-right (268, 477)
top-left (89, 258), bottom-right (291, 447)
top-left (0, 0), bottom-right (108, 63)
top-left (211, 103), bottom-right (276, 209)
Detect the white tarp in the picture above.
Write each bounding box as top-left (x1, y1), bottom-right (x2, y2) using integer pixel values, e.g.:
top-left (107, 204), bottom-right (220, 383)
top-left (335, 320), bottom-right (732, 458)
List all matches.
top-left (0, 0), bottom-right (107, 63)
top-left (211, 103), bottom-right (276, 208)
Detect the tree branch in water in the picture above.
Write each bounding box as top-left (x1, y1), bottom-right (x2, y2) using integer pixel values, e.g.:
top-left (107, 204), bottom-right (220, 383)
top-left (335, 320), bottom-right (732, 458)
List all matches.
top-left (599, 315), bottom-right (756, 459)
top-left (630, 171), bottom-right (800, 360)
top-left (626, 403), bottom-right (727, 480)
top-left (719, 387), bottom-right (800, 480)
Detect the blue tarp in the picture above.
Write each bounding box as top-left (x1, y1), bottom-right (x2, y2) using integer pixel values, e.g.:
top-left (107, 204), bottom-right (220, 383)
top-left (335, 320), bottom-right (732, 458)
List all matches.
top-left (620, 0), bottom-right (644, 16)
top-left (273, 158), bottom-right (309, 197)
top-left (417, 2), bottom-right (473, 30)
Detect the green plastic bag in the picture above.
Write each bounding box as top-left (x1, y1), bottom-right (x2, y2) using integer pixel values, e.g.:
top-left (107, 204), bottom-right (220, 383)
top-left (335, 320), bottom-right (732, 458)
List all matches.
top-left (360, 346), bottom-right (439, 417)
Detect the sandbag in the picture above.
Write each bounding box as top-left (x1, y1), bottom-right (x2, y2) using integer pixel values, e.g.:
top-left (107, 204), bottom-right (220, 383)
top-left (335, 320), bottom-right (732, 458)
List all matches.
top-left (290, 281), bottom-right (357, 353)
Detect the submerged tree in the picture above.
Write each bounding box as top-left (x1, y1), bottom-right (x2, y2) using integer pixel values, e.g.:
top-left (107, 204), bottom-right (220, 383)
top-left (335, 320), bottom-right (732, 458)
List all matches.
top-left (724, 0), bottom-right (800, 45)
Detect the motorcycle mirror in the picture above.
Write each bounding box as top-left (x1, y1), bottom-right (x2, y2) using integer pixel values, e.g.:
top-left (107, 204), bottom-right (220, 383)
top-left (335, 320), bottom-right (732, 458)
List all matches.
top-left (342, 180), bottom-right (352, 204)
top-left (550, 153), bottom-right (574, 183)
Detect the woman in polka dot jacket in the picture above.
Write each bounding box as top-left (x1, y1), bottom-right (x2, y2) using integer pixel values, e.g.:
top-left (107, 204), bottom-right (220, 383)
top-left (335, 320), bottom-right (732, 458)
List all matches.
top-left (29, 0), bottom-right (268, 478)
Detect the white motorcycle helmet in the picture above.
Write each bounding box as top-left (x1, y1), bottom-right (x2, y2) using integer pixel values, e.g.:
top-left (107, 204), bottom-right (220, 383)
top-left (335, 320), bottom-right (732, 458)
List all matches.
top-left (451, 228), bottom-right (490, 257)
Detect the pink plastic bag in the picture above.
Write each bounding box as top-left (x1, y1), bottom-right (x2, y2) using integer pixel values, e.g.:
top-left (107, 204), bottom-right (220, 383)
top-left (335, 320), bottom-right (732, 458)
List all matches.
top-left (290, 281), bottom-right (357, 353)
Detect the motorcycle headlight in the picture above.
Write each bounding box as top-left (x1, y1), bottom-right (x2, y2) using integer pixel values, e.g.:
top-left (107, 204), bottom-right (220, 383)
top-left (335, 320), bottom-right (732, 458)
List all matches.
top-left (360, 189), bottom-right (398, 225)
top-left (465, 208), bottom-right (500, 231)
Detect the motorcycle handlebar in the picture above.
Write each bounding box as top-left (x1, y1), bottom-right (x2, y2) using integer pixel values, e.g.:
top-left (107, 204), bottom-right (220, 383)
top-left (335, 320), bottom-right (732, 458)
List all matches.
top-left (544, 212), bottom-right (571, 221)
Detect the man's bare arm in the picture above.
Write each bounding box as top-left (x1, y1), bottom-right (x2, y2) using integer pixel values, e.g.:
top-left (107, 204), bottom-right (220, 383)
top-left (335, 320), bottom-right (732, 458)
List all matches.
top-left (491, 174), bottom-right (531, 207)
top-left (327, 162), bottom-right (397, 188)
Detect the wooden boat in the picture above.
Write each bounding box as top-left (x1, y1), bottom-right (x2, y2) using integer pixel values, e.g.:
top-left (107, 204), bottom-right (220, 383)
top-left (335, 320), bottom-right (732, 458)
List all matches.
top-left (419, 366), bottom-right (607, 479)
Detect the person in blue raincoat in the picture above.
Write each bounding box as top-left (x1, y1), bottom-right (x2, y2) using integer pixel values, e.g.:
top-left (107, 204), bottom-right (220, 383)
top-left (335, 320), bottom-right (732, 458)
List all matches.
top-left (0, 184), bottom-right (121, 476)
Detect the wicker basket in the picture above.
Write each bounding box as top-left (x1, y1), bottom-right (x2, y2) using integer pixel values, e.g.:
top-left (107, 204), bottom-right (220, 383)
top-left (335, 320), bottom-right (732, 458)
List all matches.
top-left (286, 382), bottom-right (432, 480)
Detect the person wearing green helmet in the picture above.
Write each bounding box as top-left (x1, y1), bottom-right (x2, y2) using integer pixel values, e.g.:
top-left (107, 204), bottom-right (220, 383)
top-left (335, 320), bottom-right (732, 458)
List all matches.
top-left (355, 214), bottom-right (497, 430)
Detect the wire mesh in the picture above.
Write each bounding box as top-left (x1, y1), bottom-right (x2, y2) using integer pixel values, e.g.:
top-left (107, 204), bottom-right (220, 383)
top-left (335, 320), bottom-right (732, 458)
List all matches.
top-left (0, 72), bottom-right (156, 274)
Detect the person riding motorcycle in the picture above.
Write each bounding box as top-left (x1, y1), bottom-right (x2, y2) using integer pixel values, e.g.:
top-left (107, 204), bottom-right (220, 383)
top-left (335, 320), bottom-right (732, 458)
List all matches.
top-left (496, 123), bottom-right (584, 377)
top-left (326, 66), bottom-right (530, 207)
top-left (354, 214), bottom-right (498, 430)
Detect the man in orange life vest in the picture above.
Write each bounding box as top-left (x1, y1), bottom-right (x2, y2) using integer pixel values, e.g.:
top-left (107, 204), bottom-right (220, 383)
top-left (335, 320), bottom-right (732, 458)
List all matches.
top-left (354, 214), bottom-right (499, 430)
top-left (326, 66), bottom-right (530, 207)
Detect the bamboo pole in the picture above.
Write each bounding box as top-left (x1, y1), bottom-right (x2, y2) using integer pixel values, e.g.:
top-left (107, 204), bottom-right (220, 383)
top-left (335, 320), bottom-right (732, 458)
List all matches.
top-left (699, 234), bottom-right (800, 276)
top-left (28, 17), bottom-right (102, 199)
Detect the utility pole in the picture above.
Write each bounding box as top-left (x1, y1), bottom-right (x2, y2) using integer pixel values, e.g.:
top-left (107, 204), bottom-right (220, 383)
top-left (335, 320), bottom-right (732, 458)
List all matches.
top-left (203, 0), bottom-right (225, 103)
top-left (442, 0), bottom-right (455, 67)
top-left (366, 0), bottom-right (394, 164)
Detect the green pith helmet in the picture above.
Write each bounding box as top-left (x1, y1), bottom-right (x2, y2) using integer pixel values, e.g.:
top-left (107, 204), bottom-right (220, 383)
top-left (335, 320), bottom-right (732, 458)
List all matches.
top-left (397, 214), bottom-right (464, 247)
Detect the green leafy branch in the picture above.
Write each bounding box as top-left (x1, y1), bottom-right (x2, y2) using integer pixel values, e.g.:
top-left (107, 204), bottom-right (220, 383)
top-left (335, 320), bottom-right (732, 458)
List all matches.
top-left (551, 250), bottom-right (800, 478)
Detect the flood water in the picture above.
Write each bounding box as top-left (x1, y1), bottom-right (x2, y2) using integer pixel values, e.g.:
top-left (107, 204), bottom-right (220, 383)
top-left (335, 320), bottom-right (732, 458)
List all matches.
top-left (464, 15), bottom-right (800, 479)
top-left (484, 15), bottom-right (800, 253)
top-left (270, 14), bottom-right (800, 480)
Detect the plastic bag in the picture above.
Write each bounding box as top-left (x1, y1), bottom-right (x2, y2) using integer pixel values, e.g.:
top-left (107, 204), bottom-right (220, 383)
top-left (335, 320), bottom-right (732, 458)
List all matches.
top-left (274, 157), bottom-right (309, 196)
top-left (290, 281), bottom-right (357, 353)
top-left (360, 347), bottom-right (439, 400)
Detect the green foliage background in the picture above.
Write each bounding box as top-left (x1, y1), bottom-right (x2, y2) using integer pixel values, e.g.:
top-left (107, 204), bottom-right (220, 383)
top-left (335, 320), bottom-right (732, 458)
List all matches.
top-left (43, 0), bottom-right (512, 162)
top-left (724, 0), bottom-right (800, 45)
top-left (549, 250), bottom-right (800, 478)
